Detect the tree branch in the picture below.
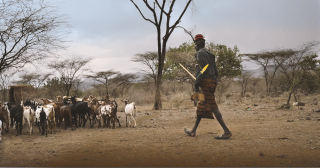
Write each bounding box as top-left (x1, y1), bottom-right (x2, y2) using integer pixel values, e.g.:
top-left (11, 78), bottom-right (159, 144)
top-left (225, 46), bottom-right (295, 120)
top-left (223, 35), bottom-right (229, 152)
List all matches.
top-left (168, 0), bottom-right (193, 36)
top-left (130, 0), bottom-right (156, 26)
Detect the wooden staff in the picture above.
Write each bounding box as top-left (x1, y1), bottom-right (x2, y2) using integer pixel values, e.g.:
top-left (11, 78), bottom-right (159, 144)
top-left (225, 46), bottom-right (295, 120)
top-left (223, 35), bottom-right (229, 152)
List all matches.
top-left (179, 63), bottom-right (196, 80)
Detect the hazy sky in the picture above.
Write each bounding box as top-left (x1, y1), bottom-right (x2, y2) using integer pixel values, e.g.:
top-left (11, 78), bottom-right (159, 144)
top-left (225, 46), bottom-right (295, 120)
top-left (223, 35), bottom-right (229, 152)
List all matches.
top-left (39, 0), bottom-right (320, 75)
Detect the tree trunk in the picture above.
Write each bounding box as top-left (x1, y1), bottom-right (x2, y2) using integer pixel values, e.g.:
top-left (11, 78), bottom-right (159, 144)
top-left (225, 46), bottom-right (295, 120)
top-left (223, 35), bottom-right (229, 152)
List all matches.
top-left (153, 83), bottom-right (162, 110)
top-left (293, 91), bottom-right (298, 102)
top-left (286, 91), bottom-right (293, 106)
top-left (153, 72), bottom-right (163, 110)
top-left (66, 84), bottom-right (72, 96)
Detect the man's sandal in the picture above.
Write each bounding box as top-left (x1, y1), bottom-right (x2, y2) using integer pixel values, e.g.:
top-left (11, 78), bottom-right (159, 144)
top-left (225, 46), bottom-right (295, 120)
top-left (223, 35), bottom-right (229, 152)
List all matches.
top-left (215, 132), bottom-right (232, 140)
top-left (184, 128), bottom-right (196, 137)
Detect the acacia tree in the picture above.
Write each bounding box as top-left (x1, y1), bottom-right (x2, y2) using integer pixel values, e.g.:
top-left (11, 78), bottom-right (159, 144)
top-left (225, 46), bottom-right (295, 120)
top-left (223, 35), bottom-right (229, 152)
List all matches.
top-left (14, 72), bottom-right (51, 94)
top-left (131, 0), bottom-right (194, 110)
top-left (85, 70), bottom-right (120, 96)
top-left (132, 52), bottom-right (158, 83)
top-left (165, 42), bottom-right (243, 102)
top-left (274, 42), bottom-right (319, 106)
top-left (244, 50), bottom-right (294, 93)
top-left (0, 0), bottom-right (69, 74)
top-left (44, 77), bottom-right (64, 99)
top-left (48, 56), bottom-right (91, 96)
top-left (110, 73), bottom-right (137, 98)
top-left (208, 43), bottom-right (242, 102)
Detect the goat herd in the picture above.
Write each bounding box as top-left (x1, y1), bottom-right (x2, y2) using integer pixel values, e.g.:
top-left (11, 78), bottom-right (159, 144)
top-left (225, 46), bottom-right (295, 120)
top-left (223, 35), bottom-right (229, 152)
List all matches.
top-left (0, 95), bottom-right (137, 143)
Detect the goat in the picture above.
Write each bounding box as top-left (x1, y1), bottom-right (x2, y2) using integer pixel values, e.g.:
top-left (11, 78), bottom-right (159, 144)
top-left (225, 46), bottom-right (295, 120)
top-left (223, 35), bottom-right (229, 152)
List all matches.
top-left (70, 96), bottom-right (91, 128)
top-left (293, 102), bottom-right (306, 110)
top-left (22, 100), bottom-right (36, 134)
top-left (35, 105), bottom-right (43, 133)
top-left (39, 107), bottom-right (48, 136)
top-left (121, 99), bottom-right (137, 128)
top-left (108, 100), bottom-right (121, 129)
top-left (41, 98), bottom-right (63, 127)
top-left (7, 102), bottom-right (23, 136)
top-left (110, 100), bottom-right (121, 129)
top-left (22, 106), bottom-right (35, 135)
top-left (36, 105), bottom-right (55, 134)
top-left (88, 97), bottom-right (100, 128)
top-left (56, 96), bottom-right (63, 102)
top-left (59, 99), bottom-right (74, 130)
top-left (100, 104), bottom-right (113, 128)
top-left (0, 106), bottom-right (9, 134)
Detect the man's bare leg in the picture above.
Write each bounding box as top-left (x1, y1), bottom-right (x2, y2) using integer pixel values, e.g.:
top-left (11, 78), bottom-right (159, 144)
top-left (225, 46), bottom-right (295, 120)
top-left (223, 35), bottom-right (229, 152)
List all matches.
top-left (212, 109), bottom-right (232, 139)
top-left (184, 117), bottom-right (201, 137)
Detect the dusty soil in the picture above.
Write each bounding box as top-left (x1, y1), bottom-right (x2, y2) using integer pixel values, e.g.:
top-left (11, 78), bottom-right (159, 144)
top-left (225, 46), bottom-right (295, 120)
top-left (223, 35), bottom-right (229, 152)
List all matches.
top-left (1, 100), bottom-right (320, 167)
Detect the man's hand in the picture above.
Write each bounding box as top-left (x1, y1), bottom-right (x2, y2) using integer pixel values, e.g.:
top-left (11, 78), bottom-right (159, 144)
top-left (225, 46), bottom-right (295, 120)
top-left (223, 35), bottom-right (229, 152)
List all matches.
top-left (194, 85), bottom-right (200, 93)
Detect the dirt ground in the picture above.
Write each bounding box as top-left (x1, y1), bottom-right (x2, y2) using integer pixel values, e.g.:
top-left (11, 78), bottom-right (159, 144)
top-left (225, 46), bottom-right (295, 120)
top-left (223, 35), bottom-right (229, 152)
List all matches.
top-left (1, 99), bottom-right (320, 167)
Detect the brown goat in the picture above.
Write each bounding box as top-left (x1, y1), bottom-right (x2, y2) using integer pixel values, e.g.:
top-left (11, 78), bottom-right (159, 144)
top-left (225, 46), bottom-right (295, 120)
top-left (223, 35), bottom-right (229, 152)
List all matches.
top-left (88, 97), bottom-right (101, 128)
top-left (0, 106), bottom-right (9, 133)
top-left (60, 105), bottom-right (73, 130)
top-left (41, 98), bottom-right (63, 127)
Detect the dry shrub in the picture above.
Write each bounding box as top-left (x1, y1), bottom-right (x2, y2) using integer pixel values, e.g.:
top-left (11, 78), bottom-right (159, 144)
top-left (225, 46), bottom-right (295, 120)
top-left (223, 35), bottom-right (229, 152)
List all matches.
top-left (225, 93), bottom-right (232, 98)
top-left (125, 89), bottom-right (154, 106)
top-left (168, 91), bottom-right (191, 109)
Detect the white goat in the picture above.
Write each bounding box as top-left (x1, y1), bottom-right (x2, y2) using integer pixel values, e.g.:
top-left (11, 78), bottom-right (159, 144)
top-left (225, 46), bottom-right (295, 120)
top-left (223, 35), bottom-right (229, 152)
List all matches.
top-left (293, 102), bottom-right (306, 110)
top-left (4, 103), bottom-right (10, 127)
top-left (23, 106), bottom-right (35, 135)
top-left (100, 105), bottom-right (112, 128)
top-left (35, 104), bottom-right (55, 133)
top-left (122, 99), bottom-right (137, 127)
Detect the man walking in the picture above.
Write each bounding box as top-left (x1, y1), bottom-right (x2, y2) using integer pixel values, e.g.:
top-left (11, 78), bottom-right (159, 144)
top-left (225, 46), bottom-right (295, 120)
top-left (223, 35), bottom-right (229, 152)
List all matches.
top-left (184, 34), bottom-right (232, 139)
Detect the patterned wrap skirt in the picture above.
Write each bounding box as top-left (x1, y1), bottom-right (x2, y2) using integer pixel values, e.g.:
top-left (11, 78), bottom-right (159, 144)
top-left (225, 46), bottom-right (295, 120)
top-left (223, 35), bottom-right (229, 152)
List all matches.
top-left (196, 79), bottom-right (218, 119)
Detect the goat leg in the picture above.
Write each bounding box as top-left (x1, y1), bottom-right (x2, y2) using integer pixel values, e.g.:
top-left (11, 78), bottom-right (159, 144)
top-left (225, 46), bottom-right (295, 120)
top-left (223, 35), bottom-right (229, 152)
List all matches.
top-left (126, 116), bottom-right (128, 127)
top-left (117, 118), bottom-right (121, 127)
top-left (112, 118), bottom-right (115, 129)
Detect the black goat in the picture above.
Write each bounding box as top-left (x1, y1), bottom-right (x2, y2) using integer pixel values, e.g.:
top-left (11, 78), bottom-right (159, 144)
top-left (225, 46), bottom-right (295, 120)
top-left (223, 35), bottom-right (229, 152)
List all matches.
top-left (7, 102), bottom-right (23, 136)
top-left (23, 100), bottom-right (37, 112)
top-left (39, 107), bottom-right (47, 136)
top-left (70, 96), bottom-right (91, 128)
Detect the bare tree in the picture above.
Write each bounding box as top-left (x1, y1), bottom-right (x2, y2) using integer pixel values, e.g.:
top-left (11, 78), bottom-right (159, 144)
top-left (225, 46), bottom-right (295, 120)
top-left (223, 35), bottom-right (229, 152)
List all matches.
top-left (48, 56), bottom-right (91, 96)
top-left (251, 77), bottom-right (261, 95)
top-left (0, 69), bottom-right (16, 101)
top-left (86, 70), bottom-right (120, 96)
top-left (0, 0), bottom-right (69, 74)
top-left (131, 0), bottom-right (194, 110)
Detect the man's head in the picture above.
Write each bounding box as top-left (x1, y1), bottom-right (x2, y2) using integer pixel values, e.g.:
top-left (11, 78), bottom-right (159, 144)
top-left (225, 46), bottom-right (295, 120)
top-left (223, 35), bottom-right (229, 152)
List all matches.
top-left (194, 34), bottom-right (205, 51)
